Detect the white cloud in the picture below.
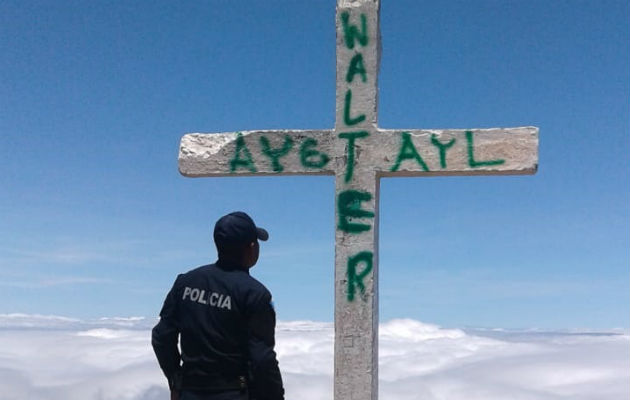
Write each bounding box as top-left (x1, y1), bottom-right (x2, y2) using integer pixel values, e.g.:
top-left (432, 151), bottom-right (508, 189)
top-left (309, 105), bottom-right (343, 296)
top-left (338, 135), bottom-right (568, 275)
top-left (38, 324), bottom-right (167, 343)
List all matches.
top-left (0, 314), bottom-right (627, 400)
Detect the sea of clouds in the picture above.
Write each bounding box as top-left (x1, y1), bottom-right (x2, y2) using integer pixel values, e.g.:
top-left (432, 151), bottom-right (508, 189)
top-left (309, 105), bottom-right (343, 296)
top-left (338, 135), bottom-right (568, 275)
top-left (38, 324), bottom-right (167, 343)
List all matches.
top-left (0, 314), bottom-right (627, 400)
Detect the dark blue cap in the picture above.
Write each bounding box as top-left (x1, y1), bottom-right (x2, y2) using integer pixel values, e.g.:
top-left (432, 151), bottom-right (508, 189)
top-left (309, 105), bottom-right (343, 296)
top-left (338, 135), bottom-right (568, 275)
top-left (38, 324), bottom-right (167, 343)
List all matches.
top-left (213, 211), bottom-right (269, 246)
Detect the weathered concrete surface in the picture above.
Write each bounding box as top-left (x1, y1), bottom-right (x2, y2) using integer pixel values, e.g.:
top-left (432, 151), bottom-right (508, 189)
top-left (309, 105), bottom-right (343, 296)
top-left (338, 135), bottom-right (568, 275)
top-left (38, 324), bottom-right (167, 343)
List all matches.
top-left (179, 130), bottom-right (334, 177)
top-left (333, 1), bottom-right (380, 400)
top-left (179, 127), bottom-right (538, 177)
top-left (374, 127), bottom-right (538, 176)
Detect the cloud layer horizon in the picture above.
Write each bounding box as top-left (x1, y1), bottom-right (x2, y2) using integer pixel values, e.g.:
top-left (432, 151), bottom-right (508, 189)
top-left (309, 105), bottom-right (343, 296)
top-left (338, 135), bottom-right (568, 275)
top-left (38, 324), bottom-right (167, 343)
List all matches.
top-left (0, 314), bottom-right (627, 400)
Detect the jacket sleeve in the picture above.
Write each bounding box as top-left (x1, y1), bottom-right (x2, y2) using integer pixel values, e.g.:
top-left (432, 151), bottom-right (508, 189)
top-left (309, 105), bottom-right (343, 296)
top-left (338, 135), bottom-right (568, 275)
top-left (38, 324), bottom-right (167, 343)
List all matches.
top-left (152, 275), bottom-right (182, 390)
top-left (247, 292), bottom-right (284, 400)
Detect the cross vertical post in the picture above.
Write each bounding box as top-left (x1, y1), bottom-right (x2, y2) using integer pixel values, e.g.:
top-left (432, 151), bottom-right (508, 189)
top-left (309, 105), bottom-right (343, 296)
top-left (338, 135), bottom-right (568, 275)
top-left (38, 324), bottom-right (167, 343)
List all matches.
top-left (333, 2), bottom-right (380, 400)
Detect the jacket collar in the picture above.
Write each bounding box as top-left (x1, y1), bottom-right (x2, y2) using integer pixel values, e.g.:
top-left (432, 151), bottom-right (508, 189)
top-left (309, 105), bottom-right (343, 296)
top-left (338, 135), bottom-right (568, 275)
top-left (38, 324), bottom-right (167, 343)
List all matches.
top-left (216, 258), bottom-right (249, 273)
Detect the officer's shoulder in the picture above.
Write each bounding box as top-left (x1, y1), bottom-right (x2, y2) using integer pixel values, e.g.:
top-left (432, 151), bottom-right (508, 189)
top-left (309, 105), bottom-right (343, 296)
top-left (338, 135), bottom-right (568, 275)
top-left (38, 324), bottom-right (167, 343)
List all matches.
top-left (177, 264), bottom-right (212, 282)
top-left (243, 274), bottom-right (270, 294)
top-left (238, 274), bottom-right (272, 308)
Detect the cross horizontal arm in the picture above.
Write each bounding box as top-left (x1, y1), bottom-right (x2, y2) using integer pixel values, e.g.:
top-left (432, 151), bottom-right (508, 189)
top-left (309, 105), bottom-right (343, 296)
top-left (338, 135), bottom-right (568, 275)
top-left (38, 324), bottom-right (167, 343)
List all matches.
top-left (366, 127), bottom-right (538, 177)
top-left (179, 130), bottom-right (335, 177)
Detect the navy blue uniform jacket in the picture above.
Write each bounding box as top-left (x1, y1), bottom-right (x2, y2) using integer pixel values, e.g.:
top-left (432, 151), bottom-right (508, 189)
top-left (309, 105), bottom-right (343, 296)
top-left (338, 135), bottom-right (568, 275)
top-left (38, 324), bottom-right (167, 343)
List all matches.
top-left (152, 260), bottom-right (284, 399)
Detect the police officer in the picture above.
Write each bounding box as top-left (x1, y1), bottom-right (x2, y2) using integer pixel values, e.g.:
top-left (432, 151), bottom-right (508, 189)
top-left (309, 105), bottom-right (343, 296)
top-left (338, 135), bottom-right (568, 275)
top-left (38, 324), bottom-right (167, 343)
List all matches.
top-left (152, 211), bottom-right (284, 400)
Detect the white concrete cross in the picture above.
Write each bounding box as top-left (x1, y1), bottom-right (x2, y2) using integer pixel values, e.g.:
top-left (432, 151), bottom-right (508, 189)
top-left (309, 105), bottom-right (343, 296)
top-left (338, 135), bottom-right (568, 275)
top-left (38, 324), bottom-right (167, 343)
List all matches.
top-left (178, 1), bottom-right (538, 399)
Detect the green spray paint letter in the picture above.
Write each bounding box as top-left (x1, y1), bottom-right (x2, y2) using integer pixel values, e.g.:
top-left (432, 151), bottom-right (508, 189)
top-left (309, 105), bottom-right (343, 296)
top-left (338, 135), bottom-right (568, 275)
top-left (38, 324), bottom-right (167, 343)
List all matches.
top-left (390, 132), bottom-right (429, 172)
top-left (430, 134), bottom-right (456, 169)
top-left (338, 131), bottom-right (369, 182)
top-left (259, 135), bottom-right (293, 172)
top-left (466, 131), bottom-right (505, 168)
top-left (299, 138), bottom-right (330, 169)
top-left (346, 251), bottom-right (373, 302)
top-left (230, 132), bottom-right (257, 173)
top-left (337, 189), bottom-right (374, 233)
top-left (344, 90), bottom-right (366, 126)
top-left (346, 53), bottom-right (367, 83)
top-left (340, 12), bottom-right (368, 49)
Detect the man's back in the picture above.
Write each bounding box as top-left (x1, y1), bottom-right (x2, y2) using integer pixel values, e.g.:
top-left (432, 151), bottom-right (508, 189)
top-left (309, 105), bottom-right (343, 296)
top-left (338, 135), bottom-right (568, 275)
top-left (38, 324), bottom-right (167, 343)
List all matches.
top-left (152, 212), bottom-right (284, 400)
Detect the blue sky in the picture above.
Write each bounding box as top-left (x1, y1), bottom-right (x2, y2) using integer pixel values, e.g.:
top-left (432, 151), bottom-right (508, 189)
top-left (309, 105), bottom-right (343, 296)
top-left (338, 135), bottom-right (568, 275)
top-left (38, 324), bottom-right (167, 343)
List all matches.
top-left (1, 0), bottom-right (628, 329)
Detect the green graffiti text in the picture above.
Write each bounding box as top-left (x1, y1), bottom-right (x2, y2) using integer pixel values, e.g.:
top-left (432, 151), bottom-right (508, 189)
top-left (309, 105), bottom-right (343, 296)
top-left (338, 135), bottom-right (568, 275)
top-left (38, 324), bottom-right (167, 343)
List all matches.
top-left (337, 189), bottom-right (374, 233)
top-left (346, 53), bottom-right (367, 83)
top-left (230, 133), bottom-right (257, 173)
top-left (259, 135), bottom-right (293, 172)
top-left (344, 90), bottom-right (366, 126)
top-left (338, 130), bottom-right (369, 182)
top-left (299, 138), bottom-right (330, 169)
top-left (466, 131), bottom-right (505, 168)
top-left (340, 12), bottom-right (368, 50)
top-left (346, 251), bottom-right (373, 302)
top-left (430, 134), bottom-right (456, 169)
top-left (390, 132), bottom-right (429, 172)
